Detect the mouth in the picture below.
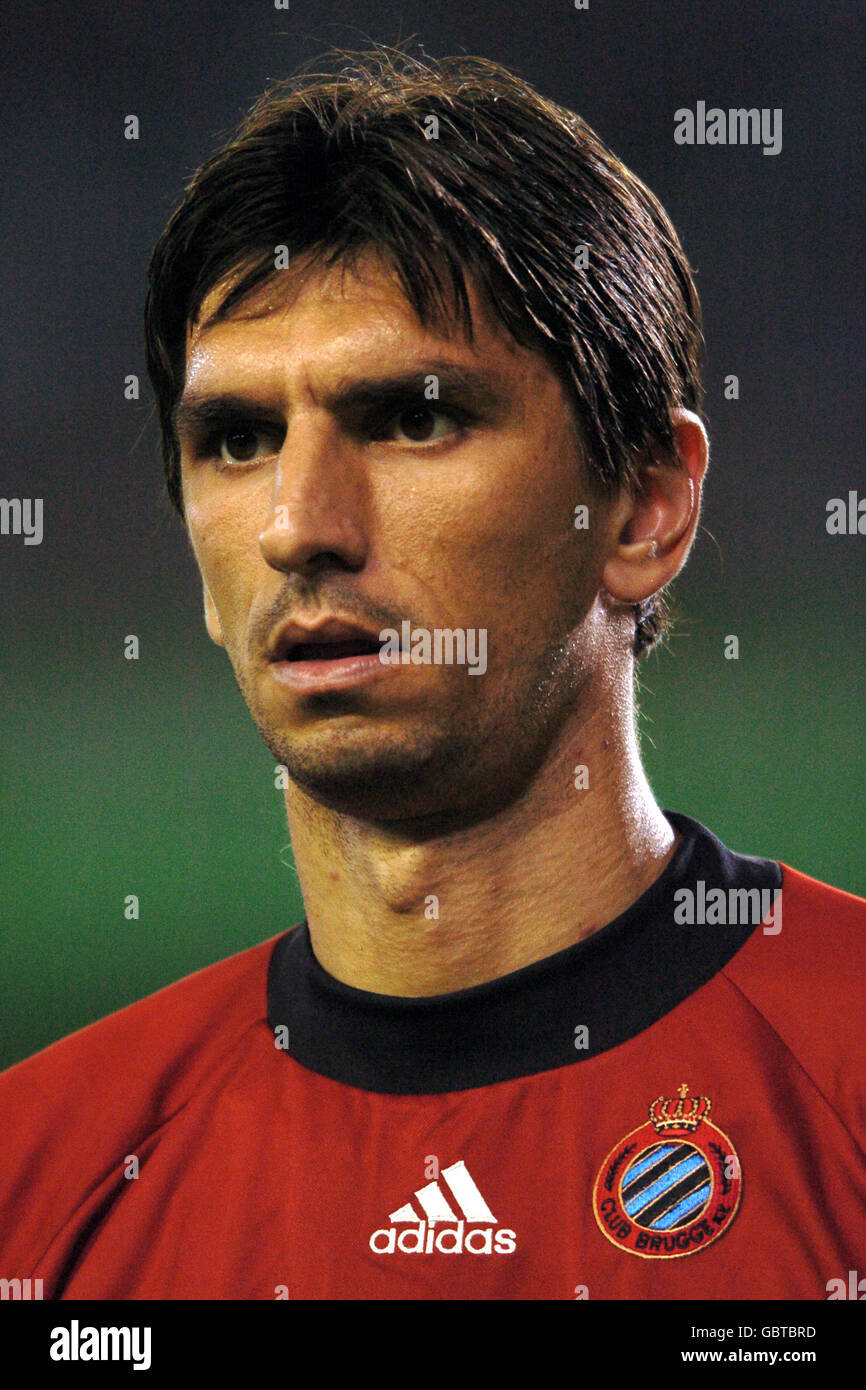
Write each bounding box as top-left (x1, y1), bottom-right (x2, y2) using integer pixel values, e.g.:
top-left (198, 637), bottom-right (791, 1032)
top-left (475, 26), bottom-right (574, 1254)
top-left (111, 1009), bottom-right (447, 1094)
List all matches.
top-left (267, 619), bottom-right (394, 692)
top-left (283, 637), bottom-right (384, 663)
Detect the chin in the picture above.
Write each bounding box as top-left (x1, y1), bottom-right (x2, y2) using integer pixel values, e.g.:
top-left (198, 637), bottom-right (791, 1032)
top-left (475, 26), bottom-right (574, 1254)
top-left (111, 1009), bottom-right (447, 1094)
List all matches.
top-left (285, 757), bottom-right (456, 823)
top-left (263, 726), bottom-right (454, 814)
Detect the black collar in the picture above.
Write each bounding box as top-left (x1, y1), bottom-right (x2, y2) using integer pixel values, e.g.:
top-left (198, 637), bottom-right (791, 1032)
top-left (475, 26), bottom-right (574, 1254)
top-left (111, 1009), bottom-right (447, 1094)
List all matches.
top-left (267, 812), bottom-right (781, 1094)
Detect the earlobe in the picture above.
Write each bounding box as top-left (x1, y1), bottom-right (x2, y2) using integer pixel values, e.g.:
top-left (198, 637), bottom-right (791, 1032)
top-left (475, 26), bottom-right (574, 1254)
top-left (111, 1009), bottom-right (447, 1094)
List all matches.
top-left (601, 409), bottom-right (708, 606)
top-left (203, 583), bottom-right (225, 648)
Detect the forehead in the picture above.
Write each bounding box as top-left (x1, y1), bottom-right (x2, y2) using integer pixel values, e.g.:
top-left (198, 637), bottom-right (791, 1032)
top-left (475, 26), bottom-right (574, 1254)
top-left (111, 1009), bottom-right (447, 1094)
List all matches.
top-left (183, 251), bottom-right (534, 386)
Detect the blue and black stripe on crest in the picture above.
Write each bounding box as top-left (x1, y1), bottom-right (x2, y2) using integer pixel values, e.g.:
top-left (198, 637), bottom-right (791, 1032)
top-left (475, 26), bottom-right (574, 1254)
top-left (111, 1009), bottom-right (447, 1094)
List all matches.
top-left (620, 1142), bottom-right (712, 1230)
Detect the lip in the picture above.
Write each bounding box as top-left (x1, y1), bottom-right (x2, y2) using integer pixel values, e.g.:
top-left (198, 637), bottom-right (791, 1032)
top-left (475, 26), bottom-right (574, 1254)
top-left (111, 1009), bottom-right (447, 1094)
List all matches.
top-left (267, 615), bottom-right (393, 692)
top-left (270, 649), bottom-right (390, 691)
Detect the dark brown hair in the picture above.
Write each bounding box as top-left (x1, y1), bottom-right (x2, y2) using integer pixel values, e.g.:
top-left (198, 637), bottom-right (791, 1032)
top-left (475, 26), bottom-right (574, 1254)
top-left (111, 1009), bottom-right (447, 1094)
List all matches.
top-left (144, 45), bottom-right (704, 657)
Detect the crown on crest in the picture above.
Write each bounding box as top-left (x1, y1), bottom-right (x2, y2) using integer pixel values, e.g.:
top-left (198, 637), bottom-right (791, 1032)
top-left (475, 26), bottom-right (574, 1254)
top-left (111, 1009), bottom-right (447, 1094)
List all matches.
top-left (648, 1083), bottom-right (711, 1133)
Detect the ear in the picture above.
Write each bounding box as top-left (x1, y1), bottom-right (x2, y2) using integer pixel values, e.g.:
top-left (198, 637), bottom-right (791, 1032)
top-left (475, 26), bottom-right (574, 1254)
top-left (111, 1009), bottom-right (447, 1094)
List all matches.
top-left (202, 581), bottom-right (225, 648)
top-left (601, 409), bottom-right (708, 605)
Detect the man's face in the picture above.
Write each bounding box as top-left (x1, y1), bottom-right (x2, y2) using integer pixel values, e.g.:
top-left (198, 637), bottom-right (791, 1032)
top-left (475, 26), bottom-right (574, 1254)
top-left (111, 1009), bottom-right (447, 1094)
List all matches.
top-left (178, 252), bottom-right (618, 827)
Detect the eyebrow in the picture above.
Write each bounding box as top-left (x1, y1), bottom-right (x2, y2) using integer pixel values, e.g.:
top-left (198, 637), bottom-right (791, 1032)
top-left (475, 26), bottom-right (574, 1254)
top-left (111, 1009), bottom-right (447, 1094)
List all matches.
top-left (173, 362), bottom-right (510, 442)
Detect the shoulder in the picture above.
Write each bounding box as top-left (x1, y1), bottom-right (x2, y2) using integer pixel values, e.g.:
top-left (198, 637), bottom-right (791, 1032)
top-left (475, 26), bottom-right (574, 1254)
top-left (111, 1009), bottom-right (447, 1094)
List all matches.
top-left (725, 861), bottom-right (866, 991)
top-left (0, 928), bottom-right (287, 1284)
top-left (0, 933), bottom-right (285, 1261)
top-left (721, 863), bottom-right (866, 1143)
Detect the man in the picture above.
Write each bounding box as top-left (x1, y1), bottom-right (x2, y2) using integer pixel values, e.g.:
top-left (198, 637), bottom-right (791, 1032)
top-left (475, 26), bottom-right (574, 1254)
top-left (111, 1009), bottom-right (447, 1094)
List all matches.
top-left (1, 48), bottom-right (864, 1301)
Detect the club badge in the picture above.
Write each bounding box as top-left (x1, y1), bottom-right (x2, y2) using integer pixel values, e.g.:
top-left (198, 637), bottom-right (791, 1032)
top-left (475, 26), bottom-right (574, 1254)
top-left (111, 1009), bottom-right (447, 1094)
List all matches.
top-left (593, 1084), bottom-right (741, 1259)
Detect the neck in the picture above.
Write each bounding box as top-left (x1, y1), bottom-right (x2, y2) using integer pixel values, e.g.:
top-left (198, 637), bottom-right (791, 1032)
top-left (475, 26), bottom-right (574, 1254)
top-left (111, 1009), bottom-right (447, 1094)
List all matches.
top-left (284, 673), bottom-right (676, 996)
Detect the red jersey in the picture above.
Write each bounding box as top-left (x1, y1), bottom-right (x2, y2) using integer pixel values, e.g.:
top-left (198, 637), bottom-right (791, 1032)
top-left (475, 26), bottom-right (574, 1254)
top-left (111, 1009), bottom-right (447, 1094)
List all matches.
top-left (0, 811), bottom-right (864, 1300)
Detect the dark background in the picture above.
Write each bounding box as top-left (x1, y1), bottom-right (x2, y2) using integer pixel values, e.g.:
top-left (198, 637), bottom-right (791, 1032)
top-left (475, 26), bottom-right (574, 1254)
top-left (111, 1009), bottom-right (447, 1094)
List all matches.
top-left (1, 0), bottom-right (863, 1068)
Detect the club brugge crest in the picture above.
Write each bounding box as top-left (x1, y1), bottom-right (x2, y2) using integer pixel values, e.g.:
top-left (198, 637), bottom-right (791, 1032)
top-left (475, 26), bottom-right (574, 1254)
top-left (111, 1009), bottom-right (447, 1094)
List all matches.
top-left (593, 1084), bottom-right (741, 1258)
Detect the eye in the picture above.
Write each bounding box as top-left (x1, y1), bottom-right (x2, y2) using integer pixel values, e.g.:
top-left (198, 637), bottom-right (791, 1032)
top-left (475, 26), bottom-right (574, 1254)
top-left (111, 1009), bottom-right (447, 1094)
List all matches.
top-left (210, 426), bottom-right (282, 468)
top-left (383, 406), bottom-right (460, 445)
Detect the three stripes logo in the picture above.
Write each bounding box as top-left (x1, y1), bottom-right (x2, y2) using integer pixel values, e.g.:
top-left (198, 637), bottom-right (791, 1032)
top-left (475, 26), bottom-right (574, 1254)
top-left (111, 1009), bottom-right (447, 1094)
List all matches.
top-left (370, 1160), bottom-right (517, 1255)
top-left (593, 1084), bottom-right (742, 1259)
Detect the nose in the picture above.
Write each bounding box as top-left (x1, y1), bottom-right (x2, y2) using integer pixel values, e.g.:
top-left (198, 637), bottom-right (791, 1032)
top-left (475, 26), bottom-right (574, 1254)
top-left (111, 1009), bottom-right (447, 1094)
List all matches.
top-left (258, 414), bottom-right (368, 575)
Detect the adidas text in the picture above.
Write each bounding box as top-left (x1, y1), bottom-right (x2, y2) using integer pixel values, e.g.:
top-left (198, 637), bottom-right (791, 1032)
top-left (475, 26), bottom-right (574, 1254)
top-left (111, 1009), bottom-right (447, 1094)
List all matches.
top-left (370, 1220), bottom-right (517, 1255)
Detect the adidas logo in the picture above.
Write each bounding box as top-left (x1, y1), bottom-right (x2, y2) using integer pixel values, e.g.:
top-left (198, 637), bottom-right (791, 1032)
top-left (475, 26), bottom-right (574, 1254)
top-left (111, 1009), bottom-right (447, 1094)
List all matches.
top-left (369, 1160), bottom-right (517, 1255)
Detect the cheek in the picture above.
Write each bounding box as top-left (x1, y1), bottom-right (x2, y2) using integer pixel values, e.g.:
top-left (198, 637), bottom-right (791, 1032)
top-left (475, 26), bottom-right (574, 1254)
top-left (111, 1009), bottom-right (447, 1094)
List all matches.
top-left (490, 431), bottom-right (604, 595)
top-left (186, 493), bottom-right (262, 628)
top-left (373, 435), bottom-right (596, 610)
